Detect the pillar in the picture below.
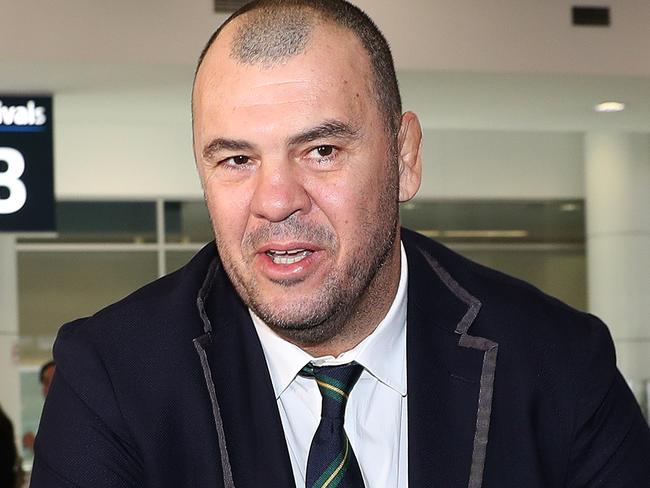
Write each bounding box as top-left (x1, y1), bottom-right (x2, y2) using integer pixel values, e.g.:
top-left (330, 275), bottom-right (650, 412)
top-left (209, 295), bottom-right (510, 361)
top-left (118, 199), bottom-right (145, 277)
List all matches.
top-left (0, 235), bottom-right (22, 446)
top-left (584, 132), bottom-right (650, 399)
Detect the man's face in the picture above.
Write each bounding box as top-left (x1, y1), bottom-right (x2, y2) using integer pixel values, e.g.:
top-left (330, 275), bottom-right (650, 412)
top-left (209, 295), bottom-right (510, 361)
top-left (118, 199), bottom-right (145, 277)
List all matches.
top-left (193, 22), bottom-right (414, 344)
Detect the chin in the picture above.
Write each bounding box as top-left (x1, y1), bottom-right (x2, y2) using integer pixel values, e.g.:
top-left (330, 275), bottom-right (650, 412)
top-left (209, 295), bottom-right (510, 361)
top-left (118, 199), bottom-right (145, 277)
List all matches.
top-left (251, 290), bottom-right (339, 326)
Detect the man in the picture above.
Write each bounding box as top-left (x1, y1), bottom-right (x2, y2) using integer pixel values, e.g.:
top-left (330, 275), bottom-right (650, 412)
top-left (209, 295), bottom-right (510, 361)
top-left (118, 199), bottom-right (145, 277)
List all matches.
top-left (32, 1), bottom-right (650, 487)
top-left (39, 360), bottom-right (56, 399)
top-left (22, 360), bottom-right (55, 452)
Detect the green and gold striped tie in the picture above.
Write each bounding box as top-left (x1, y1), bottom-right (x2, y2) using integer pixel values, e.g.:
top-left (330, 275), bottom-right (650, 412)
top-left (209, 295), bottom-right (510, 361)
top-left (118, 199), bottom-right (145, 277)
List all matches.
top-left (300, 362), bottom-right (365, 488)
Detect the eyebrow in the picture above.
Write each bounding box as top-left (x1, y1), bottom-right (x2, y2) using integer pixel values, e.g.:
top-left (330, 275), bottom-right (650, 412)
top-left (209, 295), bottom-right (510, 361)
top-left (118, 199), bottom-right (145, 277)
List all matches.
top-left (202, 138), bottom-right (255, 161)
top-left (201, 119), bottom-right (361, 161)
top-left (287, 120), bottom-right (361, 147)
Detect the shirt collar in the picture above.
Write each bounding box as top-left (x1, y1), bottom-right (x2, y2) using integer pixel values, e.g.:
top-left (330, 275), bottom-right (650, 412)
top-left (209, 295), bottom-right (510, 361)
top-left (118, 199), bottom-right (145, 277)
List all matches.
top-left (251, 241), bottom-right (408, 399)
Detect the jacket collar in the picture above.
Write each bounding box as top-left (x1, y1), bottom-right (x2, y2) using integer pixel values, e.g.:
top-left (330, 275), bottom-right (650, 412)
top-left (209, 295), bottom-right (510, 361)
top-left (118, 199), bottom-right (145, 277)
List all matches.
top-left (191, 232), bottom-right (498, 488)
top-left (404, 232), bottom-right (498, 488)
top-left (192, 251), bottom-right (294, 488)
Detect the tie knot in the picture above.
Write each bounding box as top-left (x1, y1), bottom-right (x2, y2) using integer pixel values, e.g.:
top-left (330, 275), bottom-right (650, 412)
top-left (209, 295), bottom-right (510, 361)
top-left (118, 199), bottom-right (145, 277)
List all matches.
top-left (300, 362), bottom-right (364, 419)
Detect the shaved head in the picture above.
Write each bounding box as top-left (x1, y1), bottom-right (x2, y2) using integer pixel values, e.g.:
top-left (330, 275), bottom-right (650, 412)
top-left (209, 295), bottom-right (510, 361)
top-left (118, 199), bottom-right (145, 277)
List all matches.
top-left (229, 7), bottom-right (313, 66)
top-left (195, 0), bottom-right (402, 137)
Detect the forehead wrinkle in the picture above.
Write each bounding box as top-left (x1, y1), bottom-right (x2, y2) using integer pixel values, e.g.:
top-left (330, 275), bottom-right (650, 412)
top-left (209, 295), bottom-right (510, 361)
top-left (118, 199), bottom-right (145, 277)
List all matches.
top-left (243, 97), bottom-right (315, 109)
top-left (233, 81), bottom-right (318, 109)
top-left (251, 79), bottom-right (312, 88)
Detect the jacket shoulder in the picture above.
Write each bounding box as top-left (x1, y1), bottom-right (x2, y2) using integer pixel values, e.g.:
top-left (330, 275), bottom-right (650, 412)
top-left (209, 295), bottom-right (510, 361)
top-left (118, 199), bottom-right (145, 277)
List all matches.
top-left (59, 242), bottom-right (218, 343)
top-left (50, 242), bottom-right (220, 428)
top-left (402, 227), bottom-right (589, 338)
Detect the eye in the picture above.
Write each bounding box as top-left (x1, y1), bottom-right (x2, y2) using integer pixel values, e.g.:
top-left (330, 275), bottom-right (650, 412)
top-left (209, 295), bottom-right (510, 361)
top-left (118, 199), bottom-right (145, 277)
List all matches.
top-left (229, 155), bottom-right (250, 165)
top-left (307, 145), bottom-right (338, 163)
top-left (305, 144), bottom-right (340, 167)
top-left (315, 145), bottom-right (334, 157)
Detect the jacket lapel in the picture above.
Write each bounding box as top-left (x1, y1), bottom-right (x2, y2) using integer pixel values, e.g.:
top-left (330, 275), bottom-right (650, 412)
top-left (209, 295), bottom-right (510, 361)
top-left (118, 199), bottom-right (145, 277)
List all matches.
top-left (192, 258), bottom-right (295, 488)
top-left (189, 236), bottom-right (498, 488)
top-left (405, 239), bottom-right (498, 488)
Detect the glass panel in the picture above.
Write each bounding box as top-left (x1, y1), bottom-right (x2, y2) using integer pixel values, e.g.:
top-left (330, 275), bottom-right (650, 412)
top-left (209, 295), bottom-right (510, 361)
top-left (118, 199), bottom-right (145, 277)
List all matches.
top-left (401, 199), bottom-right (586, 311)
top-left (401, 199), bottom-right (584, 244)
top-left (18, 201), bottom-right (157, 243)
top-left (166, 250), bottom-right (199, 274)
top-left (453, 247), bottom-right (587, 311)
top-left (20, 370), bottom-right (43, 466)
top-left (17, 251), bottom-right (158, 364)
top-left (165, 201), bottom-right (213, 243)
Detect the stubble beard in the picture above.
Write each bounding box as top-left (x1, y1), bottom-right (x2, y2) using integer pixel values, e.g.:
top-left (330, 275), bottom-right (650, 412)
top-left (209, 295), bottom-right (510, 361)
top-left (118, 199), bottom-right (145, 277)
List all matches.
top-left (256, 212), bottom-right (397, 347)
top-left (213, 162), bottom-right (400, 348)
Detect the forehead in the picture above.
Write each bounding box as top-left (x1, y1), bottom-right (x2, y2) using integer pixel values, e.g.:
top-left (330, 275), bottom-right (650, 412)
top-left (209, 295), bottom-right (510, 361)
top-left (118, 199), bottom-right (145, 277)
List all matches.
top-left (193, 21), bottom-right (375, 136)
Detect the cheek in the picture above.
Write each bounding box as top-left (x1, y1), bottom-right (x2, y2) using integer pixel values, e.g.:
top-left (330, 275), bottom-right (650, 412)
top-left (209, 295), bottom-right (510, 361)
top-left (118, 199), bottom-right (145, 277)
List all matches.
top-left (306, 158), bottom-right (390, 223)
top-left (312, 179), bottom-right (373, 235)
top-left (205, 184), bottom-right (250, 244)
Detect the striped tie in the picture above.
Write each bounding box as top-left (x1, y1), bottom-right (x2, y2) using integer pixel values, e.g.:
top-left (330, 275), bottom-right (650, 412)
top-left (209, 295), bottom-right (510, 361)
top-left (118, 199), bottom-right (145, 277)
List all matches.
top-left (300, 362), bottom-right (365, 488)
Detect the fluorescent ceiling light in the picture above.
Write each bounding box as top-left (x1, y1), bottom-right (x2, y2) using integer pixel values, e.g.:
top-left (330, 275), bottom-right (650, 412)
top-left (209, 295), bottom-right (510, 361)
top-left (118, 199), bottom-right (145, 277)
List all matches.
top-left (419, 229), bottom-right (528, 239)
top-left (594, 101), bottom-right (625, 113)
top-left (560, 203), bottom-right (579, 212)
top-left (419, 230), bottom-right (441, 238)
top-left (443, 230), bottom-right (528, 238)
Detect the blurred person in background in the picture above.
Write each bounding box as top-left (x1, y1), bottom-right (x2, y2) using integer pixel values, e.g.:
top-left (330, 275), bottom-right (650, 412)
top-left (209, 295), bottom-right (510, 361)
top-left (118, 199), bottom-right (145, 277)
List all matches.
top-left (38, 361), bottom-right (55, 399)
top-left (0, 404), bottom-right (23, 488)
top-left (21, 360), bottom-right (55, 452)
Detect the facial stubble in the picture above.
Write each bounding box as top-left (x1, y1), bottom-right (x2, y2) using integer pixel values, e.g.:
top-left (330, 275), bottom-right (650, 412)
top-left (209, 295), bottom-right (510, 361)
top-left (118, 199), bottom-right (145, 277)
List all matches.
top-left (212, 159), bottom-right (400, 348)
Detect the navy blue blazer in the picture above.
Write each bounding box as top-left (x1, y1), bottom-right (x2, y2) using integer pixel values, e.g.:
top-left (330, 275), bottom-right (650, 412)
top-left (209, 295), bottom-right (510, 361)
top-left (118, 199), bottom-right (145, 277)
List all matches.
top-left (32, 229), bottom-right (650, 487)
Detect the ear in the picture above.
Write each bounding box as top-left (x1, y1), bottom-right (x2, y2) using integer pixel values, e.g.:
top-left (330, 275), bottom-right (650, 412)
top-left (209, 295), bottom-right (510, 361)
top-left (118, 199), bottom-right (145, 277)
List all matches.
top-left (396, 111), bottom-right (423, 202)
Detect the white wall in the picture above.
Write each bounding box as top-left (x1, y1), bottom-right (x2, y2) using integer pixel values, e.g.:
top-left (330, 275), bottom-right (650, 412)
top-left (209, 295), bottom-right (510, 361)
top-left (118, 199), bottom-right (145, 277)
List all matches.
top-left (54, 85), bottom-right (201, 200)
top-left (585, 132), bottom-right (650, 381)
top-left (53, 86), bottom-right (585, 201)
top-left (418, 130), bottom-right (584, 199)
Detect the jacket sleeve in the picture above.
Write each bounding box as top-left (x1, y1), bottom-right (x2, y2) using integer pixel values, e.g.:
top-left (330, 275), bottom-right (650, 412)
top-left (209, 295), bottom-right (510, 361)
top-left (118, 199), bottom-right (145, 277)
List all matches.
top-left (566, 315), bottom-right (650, 487)
top-left (31, 318), bottom-right (143, 487)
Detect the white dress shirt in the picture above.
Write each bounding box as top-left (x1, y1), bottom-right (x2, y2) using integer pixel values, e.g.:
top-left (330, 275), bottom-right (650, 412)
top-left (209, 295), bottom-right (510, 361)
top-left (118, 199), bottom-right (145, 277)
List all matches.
top-left (251, 243), bottom-right (408, 488)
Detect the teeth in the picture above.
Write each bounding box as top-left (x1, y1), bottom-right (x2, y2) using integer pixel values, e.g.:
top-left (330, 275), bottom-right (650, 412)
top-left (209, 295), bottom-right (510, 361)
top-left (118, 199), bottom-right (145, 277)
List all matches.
top-left (266, 248), bottom-right (306, 256)
top-left (267, 249), bottom-right (311, 265)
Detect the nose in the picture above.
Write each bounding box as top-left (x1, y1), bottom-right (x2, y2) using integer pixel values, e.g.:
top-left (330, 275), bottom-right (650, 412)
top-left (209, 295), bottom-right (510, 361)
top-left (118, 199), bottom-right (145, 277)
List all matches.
top-left (250, 160), bottom-right (311, 222)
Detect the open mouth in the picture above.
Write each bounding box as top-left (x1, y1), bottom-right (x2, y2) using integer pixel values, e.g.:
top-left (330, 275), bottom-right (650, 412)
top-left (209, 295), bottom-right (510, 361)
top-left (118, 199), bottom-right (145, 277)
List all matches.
top-left (265, 248), bottom-right (313, 265)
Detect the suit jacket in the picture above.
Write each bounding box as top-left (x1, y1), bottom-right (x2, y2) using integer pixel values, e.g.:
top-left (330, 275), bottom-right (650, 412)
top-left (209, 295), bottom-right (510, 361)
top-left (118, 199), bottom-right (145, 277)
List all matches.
top-left (31, 229), bottom-right (650, 487)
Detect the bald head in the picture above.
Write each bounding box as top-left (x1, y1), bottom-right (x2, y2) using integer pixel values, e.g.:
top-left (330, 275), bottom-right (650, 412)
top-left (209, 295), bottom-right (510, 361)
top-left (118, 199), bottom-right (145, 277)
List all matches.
top-left (195, 0), bottom-right (402, 136)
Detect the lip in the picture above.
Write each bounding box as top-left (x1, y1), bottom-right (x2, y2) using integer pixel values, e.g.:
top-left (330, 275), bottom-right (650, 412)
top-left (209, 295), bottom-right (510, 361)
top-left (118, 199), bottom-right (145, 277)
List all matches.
top-left (254, 241), bottom-right (325, 283)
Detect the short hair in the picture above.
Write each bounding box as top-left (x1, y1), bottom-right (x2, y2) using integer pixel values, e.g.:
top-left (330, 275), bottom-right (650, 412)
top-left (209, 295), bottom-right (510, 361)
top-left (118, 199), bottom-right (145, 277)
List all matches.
top-left (39, 360), bottom-right (55, 384)
top-left (195, 0), bottom-right (402, 137)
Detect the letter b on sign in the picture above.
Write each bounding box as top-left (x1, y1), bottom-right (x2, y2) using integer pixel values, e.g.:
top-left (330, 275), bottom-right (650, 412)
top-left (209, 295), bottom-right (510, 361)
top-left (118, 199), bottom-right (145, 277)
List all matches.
top-left (0, 147), bottom-right (27, 214)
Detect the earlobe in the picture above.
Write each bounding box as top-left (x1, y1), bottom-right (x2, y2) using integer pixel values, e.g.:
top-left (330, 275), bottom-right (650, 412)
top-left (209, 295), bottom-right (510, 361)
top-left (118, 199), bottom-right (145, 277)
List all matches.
top-left (397, 112), bottom-right (423, 202)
